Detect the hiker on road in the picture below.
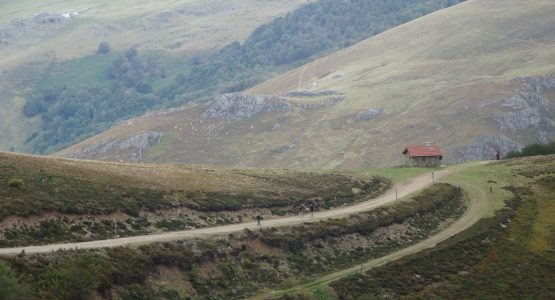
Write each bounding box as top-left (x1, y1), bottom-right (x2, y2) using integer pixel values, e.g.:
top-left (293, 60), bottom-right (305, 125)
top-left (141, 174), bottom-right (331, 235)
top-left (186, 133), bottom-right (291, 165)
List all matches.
top-left (309, 202), bottom-right (315, 218)
top-left (298, 205), bottom-right (305, 218)
top-left (256, 213), bottom-right (263, 226)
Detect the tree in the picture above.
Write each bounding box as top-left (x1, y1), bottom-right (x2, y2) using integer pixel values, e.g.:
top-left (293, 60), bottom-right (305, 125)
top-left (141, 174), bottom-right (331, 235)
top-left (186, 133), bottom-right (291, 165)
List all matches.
top-left (96, 42), bottom-right (111, 54)
top-left (23, 97), bottom-right (44, 117)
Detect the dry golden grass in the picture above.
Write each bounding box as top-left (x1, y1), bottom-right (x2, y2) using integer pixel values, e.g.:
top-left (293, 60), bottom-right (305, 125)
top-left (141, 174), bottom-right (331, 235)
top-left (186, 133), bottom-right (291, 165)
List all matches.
top-left (0, 151), bottom-right (386, 219)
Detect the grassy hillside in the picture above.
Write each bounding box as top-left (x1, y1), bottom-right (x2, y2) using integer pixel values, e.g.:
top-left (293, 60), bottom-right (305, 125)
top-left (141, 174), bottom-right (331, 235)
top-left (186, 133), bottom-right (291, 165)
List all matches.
top-left (0, 152), bottom-right (388, 246)
top-left (318, 155), bottom-right (555, 299)
top-left (6, 0), bottom-right (464, 154)
top-left (58, 0), bottom-right (555, 168)
top-left (0, 0), bottom-right (305, 70)
top-left (0, 182), bottom-right (463, 299)
top-left (0, 0), bottom-right (306, 152)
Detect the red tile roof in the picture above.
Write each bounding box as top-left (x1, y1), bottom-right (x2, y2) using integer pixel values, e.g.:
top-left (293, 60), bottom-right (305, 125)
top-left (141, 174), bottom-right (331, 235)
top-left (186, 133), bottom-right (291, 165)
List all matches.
top-left (403, 145), bottom-right (443, 158)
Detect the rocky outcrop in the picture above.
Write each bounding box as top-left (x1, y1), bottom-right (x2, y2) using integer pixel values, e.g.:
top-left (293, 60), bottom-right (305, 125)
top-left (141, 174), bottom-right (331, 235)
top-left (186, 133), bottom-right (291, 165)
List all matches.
top-left (513, 75), bottom-right (555, 93)
top-left (451, 134), bottom-right (523, 163)
top-left (299, 95), bottom-right (345, 110)
top-left (492, 92), bottom-right (555, 132)
top-left (270, 144), bottom-right (296, 154)
top-left (355, 108), bottom-right (385, 121)
top-left (64, 131), bottom-right (163, 162)
top-left (202, 93), bottom-right (291, 120)
top-left (33, 13), bottom-right (65, 25)
top-left (284, 90), bottom-right (340, 98)
top-left (1, 11), bottom-right (79, 49)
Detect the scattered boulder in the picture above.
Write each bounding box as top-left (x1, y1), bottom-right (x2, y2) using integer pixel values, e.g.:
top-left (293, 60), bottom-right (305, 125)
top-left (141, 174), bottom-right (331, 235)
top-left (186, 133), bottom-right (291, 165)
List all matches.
top-left (202, 93), bottom-right (291, 120)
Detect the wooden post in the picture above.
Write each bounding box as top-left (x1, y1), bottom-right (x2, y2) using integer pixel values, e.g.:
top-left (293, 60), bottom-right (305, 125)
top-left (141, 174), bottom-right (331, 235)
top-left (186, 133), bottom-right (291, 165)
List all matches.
top-left (396, 188), bottom-right (398, 201)
top-left (432, 172), bottom-right (435, 184)
top-left (113, 219), bottom-right (118, 237)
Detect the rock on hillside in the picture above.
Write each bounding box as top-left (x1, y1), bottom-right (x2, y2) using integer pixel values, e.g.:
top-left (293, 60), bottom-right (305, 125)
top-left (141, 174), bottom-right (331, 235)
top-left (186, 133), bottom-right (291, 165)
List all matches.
top-left (201, 93), bottom-right (291, 120)
top-left (65, 131), bottom-right (163, 162)
top-left (452, 134), bottom-right (523, 163)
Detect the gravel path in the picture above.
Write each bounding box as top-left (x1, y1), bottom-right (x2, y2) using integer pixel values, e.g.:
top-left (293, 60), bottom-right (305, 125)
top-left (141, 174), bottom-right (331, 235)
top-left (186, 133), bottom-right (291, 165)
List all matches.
top-left (250, 164), bottom-right (490, 299)
top-left (0, 162), bottom-right (482, 256)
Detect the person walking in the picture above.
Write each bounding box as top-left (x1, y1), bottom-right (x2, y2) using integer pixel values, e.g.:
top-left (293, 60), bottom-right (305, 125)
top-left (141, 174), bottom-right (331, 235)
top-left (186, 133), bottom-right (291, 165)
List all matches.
top-left (298, 205), bottom-right (305, 218)
top-left (256, 213), bottom-right (263, 226)
top-left (309, 202), bottom-right (315, 218)
top-left (496, 150), bottom-right (501, 160)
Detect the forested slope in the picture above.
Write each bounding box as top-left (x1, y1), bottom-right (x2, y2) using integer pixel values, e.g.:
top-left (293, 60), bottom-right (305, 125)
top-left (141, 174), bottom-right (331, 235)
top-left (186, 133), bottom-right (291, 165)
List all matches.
top-left (13, 0), bottom-right (463, 153)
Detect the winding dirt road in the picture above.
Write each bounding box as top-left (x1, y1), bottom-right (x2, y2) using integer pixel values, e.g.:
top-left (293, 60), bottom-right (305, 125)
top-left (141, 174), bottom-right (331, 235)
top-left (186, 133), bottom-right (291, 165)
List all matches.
top-left (0, 162), bottom-right (482, 256)
top-left (251, 167), bottom-right (489, 299)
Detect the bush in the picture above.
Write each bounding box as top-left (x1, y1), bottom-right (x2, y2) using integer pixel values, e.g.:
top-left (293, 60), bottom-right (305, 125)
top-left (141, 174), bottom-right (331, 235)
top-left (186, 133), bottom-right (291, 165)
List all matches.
top-left (505, 141), bottom-right (555, 158)
top-left (8, 179), bottom-right (24, 190)
top-left (22, 98), bottom-right (44, 118)
top-left (97, 42), bottom-right (111, 54)
top-left (0, 261), bottom-right (31, 300)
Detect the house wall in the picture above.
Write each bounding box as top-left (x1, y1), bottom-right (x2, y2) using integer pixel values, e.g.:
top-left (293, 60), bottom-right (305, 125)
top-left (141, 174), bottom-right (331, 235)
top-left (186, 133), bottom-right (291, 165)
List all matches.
top-left (405, 155), bottom-right (441, 167)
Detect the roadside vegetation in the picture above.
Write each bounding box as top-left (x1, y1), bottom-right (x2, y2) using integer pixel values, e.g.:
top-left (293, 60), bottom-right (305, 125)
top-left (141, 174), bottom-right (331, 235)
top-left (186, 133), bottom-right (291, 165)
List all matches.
top-left (0, 152), bottom-right (388, 246)
top-left (506, 141), bottom-right (555, 159)
top-left (0, 183), bottom-right (464, 299)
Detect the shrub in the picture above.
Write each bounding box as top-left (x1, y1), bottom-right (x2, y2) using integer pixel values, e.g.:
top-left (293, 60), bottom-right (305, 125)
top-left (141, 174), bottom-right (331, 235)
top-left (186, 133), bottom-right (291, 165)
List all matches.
top-left (22, 98), bottom-right (45, 118)
top-left (97, 42), bottom-right (111, 54)
top-left (0, 261), bottom-right (31, 300)
top-left (8, 179), bottom-right (24, 190)
top-left (505, 141), bottom-right (555, 158)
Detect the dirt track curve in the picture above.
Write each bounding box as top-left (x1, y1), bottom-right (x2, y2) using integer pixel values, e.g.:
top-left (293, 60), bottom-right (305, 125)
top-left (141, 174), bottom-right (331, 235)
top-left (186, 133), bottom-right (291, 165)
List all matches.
top-left (0, 162), bottom-right (483, 256)
top-left (251, 166), bottom-right (489, 299)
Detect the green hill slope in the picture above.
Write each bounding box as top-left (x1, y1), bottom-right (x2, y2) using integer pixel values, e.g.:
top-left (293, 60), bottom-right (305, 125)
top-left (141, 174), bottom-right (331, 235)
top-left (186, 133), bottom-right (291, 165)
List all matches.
top-left (0, 151), bottom-right (387, 246)
top-left (0, 0), bottom-right (306, 153)
top-left (3, 0), bottom-right (464, 155)
top-left (58, 0), bottom-right (555, 168)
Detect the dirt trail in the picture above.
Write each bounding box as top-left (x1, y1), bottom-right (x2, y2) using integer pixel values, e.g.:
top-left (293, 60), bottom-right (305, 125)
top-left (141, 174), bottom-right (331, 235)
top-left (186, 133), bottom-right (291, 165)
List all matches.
top-left (0, 162), bottom-right (482, 256)
top-left (250, 169), bottom-right (489, 299)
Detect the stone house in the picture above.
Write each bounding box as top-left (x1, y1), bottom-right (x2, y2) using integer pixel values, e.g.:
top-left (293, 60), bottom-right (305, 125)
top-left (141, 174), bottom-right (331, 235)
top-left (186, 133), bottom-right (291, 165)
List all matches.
top-left (402, 143), bottom-right (443, 167)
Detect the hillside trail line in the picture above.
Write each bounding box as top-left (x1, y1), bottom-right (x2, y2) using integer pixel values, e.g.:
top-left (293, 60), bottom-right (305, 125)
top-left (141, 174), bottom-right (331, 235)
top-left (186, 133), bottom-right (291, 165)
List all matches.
top-left (250, 171), bottom-right (490, 299)
top-left (0, 162), bottom-right (483, 256)
top-left (298, 65), bottom-right (308, 89)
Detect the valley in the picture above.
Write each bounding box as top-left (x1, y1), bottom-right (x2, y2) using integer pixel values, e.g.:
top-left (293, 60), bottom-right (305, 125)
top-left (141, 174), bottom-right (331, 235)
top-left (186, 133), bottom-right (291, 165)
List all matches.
top-left (1, 1), bottom-right (554, 299)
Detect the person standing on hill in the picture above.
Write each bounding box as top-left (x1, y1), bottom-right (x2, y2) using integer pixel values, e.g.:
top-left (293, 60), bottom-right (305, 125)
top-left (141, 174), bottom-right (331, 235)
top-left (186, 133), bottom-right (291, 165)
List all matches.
top-left (496, 150), bottom-right (501, 160)
top-left (309, 202), bottom-right (315, 218)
